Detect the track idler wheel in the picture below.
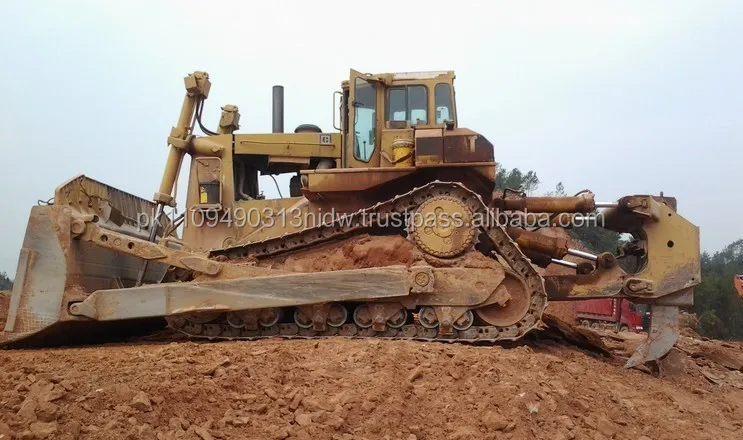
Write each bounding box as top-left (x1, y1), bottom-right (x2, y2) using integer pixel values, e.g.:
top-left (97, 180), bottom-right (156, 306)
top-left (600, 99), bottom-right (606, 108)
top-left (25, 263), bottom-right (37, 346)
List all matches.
top-left (474, 272), bottom-right (532, 327)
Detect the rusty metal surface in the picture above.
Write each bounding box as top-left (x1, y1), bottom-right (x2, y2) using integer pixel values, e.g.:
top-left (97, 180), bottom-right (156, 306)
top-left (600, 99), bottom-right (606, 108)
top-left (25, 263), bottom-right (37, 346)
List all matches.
top-left (414, 129), bottom-right (444, 165)
top-left (399, 267), bottom-right (505, 308)
top-left (295, 304), bottom-right (332, 332)
top-left (433, 306), bottom-right (471, 335)
top-left (506, 228), bottom-right (569, 259)
top-left (494, 193), bottom-right (595, 213)
top-left (77, 218), bottom-right (220, 275)
top-left (303, 167), bottom-right (416, 194)
top-left (54, 175), bottom-right (171, 240)
top-left (443, 128), bottom-right (494, 163)
top-left (474, 272), bottom-right (532, 327)
top-left (543, 265), bottom-right (626, 300)
top-left (360, 302), bottom-right (407, 332)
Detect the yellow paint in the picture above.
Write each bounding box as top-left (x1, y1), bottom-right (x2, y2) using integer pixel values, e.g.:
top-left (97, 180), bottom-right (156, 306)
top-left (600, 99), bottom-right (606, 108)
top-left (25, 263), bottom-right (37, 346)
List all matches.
top-left (392, 140), bottom-right (414, 167)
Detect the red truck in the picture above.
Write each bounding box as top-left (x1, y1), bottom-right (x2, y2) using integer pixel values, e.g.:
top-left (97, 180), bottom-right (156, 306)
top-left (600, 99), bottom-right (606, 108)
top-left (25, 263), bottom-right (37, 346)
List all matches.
top-left (575, 298), bottom-right (647, 333)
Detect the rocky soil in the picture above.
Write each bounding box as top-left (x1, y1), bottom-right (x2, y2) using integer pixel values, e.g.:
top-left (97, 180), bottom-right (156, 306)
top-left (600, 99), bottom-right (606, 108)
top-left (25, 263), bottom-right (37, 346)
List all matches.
top-left (1, 328), bottom-right (742, 440)
top-left (2, 232), bottom-right (742, 439)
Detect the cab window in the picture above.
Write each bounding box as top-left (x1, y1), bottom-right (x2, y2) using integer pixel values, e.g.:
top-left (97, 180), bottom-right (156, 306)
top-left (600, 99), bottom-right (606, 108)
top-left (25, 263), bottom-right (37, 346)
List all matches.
top-left (435, 83), bottom-right (453, 124)
top-left (353, 77), bottom-right (377, 162)
top-left (386, 85), bottom-right (428, 125)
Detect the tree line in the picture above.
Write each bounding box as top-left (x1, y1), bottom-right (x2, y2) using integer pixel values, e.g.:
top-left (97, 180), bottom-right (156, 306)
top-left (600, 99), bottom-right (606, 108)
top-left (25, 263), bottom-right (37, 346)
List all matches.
top-left (496, 166), bottom-right (743, 340)
top-left (692, 240), bottom-right (743, 339)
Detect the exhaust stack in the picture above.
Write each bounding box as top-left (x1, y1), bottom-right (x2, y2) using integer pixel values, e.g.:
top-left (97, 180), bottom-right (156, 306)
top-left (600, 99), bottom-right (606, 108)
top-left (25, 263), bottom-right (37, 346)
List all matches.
top-left (272, 85), bottom-right (284, 133)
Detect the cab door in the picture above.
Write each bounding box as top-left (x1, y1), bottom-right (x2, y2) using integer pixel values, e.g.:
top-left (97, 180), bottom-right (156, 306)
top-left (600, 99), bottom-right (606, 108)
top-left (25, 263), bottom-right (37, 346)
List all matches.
top-left (345, 69), bottom-right (382, 168)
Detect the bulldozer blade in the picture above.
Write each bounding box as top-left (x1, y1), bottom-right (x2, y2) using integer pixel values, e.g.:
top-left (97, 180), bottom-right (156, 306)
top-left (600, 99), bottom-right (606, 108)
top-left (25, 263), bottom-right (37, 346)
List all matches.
top-left (2, 200), bottom-right (168, 347)
top-left (624, 305), bottom-right (680, 369)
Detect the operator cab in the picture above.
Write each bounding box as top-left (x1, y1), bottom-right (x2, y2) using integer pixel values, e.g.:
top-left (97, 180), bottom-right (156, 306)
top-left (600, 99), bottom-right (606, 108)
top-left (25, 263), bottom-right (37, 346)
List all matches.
top-left (340, 70), bottom-right (459, 167)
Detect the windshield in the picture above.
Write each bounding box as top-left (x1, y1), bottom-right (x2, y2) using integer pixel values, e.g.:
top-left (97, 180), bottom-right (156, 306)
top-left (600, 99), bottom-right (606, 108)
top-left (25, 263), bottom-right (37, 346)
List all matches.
top-left (386, 85), bottom-right (428, 125)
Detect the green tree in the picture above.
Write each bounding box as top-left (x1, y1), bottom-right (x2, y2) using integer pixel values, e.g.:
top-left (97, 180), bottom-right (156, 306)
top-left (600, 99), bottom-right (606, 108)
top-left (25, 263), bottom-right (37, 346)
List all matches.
top-left (691, 240), bottom-right (743, 340)
top-left (0, 272), bottom-right (12, 291)
top-left (543, 181), bottom-right (566, 197)
top-left (495, 168), bottom-right (540, 195)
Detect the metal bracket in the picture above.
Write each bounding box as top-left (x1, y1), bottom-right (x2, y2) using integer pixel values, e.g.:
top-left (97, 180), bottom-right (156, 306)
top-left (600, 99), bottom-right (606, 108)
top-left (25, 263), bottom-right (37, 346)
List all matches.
top-left (410, 267), bottom-right (435, 293)
top-left (624, 278), bottom-right (655, 296)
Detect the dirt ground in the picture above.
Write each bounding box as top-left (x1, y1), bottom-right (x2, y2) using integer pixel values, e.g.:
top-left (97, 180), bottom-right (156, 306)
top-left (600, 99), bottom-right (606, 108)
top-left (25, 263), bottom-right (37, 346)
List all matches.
top-left (1, 329), bottom-right (742, 440)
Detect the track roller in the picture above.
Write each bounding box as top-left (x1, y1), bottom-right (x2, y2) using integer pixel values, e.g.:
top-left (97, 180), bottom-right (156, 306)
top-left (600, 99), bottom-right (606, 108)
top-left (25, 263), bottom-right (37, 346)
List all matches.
top-left (327, 304), bottom-right (348, 328)
top-left (293, 309), bottom-right (314, 329)
top-left (418, 306), bottom-right (439, 329)
top-left (353, 303), bottom-right (409, 331)
top-left (295, 303), bottom-right (348, 331)
top-left (453, 310), bottom-right (474, 331)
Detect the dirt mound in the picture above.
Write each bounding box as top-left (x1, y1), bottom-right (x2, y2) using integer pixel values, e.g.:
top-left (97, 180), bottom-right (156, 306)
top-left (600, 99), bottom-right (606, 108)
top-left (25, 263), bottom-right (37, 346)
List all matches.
top-left (0, 291), bottom-right (9, 330)
top-left (596, 328), bottom-right (743, 387)
top-left (544, 302), bottom-right (577, 324)
top-left (261, 234), bottom-right (502, 273)
top-left (1, 332), bottom-right (742, 440)
top-left (260, 234), bottom-right (421, 272)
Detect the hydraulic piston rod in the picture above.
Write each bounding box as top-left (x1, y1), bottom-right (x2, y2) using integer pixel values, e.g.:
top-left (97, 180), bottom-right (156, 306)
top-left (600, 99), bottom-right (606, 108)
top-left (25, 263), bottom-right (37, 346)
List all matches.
top-left (567, 248), bottom-right (598, 262)
top-left (550, 259), bottom-right (578, 269)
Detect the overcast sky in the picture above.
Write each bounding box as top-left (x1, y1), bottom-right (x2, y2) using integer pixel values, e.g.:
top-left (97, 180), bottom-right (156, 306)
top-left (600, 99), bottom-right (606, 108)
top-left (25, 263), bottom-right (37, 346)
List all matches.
top-left (0, 1), bottom-right (741, 276)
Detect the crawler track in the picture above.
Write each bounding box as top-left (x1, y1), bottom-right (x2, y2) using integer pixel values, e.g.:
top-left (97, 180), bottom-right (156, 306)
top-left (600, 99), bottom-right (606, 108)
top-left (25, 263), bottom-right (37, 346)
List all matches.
top-left (169, 181), bottom-right (548, 343)
top-left (167, 317), bottom-right (539, 343)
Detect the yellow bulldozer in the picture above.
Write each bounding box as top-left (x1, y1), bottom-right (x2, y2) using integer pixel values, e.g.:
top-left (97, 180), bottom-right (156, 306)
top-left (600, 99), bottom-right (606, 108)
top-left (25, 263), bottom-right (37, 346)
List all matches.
top-left (2, 70), bottom-right (701, 367)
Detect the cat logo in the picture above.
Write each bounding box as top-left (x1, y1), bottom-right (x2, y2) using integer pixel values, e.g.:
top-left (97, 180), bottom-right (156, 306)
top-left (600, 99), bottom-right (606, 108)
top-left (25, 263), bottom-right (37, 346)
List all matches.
top-left (320, 134), bottom-right (331, 145)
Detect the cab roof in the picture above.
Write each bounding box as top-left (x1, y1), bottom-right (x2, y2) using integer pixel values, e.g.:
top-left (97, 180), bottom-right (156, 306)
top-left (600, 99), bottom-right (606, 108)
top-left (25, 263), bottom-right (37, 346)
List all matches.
top-left (341, 70), bottom-right (455, 88)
